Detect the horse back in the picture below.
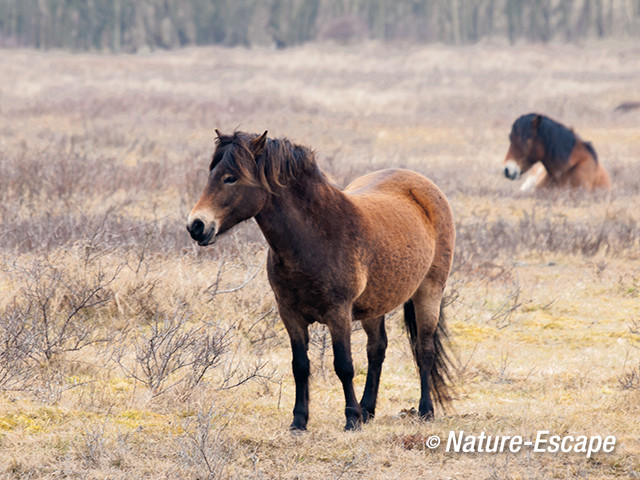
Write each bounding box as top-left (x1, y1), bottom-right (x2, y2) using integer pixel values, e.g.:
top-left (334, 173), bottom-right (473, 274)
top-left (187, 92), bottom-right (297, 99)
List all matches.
top-left (345, 169), bottom-right (454, 243)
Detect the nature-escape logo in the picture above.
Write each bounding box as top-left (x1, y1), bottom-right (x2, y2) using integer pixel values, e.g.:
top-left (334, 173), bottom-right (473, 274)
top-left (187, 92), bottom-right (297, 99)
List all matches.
top-left (423, 431), bottom-right (616, 458)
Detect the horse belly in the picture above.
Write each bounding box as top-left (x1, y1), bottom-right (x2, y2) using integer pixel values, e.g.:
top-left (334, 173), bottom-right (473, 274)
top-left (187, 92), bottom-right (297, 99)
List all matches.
top-left (352, 225), bottom-right (435, 320)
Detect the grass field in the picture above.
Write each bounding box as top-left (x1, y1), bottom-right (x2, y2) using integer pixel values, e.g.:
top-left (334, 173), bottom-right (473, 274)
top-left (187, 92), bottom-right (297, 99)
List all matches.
top-left (1, 40), bottom-right (640, 479)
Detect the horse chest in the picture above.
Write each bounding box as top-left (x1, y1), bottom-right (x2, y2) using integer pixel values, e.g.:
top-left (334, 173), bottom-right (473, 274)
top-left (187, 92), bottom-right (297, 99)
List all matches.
top-left (267, 256), bottom-right (357, 323)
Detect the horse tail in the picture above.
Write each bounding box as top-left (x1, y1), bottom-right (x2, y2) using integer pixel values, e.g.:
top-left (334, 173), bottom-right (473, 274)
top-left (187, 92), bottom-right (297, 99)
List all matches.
top-left (403, 298), bottom-right (454, 409)
top-left (584, 141), bottom-right (598, 163)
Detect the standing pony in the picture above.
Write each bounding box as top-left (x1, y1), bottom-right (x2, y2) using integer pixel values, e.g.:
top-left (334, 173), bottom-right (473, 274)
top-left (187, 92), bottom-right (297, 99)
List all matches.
top-left (187, 131), bottom-right (456, 431)
top-left (503, 113), bottom-right (611, 192)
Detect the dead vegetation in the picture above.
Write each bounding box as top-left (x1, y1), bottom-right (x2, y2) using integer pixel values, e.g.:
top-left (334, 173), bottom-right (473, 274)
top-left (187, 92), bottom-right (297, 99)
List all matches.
top-left (0, 42), bottom-right (639, 478)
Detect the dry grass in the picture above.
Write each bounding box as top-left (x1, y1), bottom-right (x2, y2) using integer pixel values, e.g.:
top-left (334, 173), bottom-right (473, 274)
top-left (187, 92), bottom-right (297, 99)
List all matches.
top-left (1, 41), bottom-right (639, 479)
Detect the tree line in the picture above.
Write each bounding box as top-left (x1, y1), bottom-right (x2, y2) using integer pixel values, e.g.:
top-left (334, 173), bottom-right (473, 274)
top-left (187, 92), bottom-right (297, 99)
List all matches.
top-left (0, 0), bottom-right (639, 51)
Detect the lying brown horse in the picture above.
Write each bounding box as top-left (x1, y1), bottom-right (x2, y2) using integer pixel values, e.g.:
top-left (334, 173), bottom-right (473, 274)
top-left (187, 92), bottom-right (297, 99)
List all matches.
top-left (503, 113), bottom-right (611, 192)
top-left (187, 131), bottom-right (456, 431)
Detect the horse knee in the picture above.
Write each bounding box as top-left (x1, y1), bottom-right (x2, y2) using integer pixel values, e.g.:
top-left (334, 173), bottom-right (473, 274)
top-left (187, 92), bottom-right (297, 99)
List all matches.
top-left (364, 317), bottom-right (387, 363)
top-left (331, 339), bottom-right (354, 379)
top-left (292, 352), bottom-right (310, 381)
top-left (367, 338), bottom-right (387, 365)
top-left (333, 356), bottom-right (354, 382)
top-left (375, 331), bottom-right (388, 353)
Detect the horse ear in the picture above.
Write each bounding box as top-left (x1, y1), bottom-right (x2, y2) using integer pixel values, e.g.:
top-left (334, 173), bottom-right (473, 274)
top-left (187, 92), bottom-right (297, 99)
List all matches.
top-left (251, 131), bottom-right (268, 158)
top-left (215, 128), bottom-right (222, 138)
top-left (531, 115), bottom-right (542, 135)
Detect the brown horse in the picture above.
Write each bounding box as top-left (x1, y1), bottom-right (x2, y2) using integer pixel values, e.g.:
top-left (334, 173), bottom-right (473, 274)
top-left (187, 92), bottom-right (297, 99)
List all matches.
top-left (503, 113), bottom-right (611, 192)
top-left (187, 131), bottom-right (456, 431)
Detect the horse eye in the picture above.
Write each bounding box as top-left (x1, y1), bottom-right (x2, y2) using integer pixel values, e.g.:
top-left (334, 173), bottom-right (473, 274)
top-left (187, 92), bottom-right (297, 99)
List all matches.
top-left (223, 175), bottom-right (237, 184)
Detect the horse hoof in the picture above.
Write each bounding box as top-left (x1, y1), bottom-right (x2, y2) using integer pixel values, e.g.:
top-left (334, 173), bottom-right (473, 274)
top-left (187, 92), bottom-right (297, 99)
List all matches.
top-left (362, 409), bottom-right (375, 424)
top-left (419, 410), bottom-right (434, 421)
top-left (289, 421), bottom-right (307, 432)
top-left (344, 417), bottom-right (362, 431)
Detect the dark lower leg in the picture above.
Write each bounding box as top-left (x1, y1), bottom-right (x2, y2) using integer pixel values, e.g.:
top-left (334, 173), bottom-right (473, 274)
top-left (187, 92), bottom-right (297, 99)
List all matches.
top-left (360, 317), bottom-right (387, 422)
top-left (416, 337), bottom-right (436, 419)
top-left (332, 339), bottom-right (362, 430)
top-left (290, 340), bottom-right (310, 430)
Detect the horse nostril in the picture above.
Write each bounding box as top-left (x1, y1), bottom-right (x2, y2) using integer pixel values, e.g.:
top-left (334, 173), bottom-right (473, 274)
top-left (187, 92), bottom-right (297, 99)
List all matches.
top-left (188, 219), bottom-right (205, 239)
top-left (504, 167), bottom-right (517, 180)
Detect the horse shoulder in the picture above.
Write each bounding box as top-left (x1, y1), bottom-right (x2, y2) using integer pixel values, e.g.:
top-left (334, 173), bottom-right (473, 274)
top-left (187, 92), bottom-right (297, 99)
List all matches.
top-left (567, 143), bottom-right (610, 191)
top-left (595, 164), bottom-right (612, 191)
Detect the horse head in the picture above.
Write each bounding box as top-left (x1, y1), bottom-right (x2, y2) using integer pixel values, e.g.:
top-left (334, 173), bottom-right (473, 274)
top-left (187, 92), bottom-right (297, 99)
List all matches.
top-left (187, 130), bottom-right (269, 246)
top-left (503, 113), bottom-right (545, 180)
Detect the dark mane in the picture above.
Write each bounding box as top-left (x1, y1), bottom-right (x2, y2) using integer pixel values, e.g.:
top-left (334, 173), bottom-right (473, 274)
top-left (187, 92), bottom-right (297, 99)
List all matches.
top-left (584, 141), bottom-right (598, 162)
top-left (512, 113), bottom-right (577, 166)
top-left (210, 131), bottom-right (320, 190)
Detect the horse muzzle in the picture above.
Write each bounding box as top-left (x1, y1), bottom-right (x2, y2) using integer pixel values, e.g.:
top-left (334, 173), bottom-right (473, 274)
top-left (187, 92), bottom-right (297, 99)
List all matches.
top-left (186, 218), bottom-right (218, 246)
top-left (503, 160), bottom-right (521, 180)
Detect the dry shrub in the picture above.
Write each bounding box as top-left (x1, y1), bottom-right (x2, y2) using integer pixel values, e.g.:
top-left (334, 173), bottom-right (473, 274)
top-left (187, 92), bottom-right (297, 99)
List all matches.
top-left (0, 307), bottom-right (31, 391)
top-left (7, 260), bottom-right (117, 362)
top-left (175, 402), bottom-right (236, 480)
top-left (0, 134), bottom-right (206, 256)
top-left (0, 235), bottom-right (270, 400)
top-left (114, 305), bottom-right (232, 396)
top-left (619, 320), bottom-right (640, 390)
top-left (619, 364), bottom-right (640, 390)
top-left (0, 256), bottom-right (122, 402)
top-left (453, 202), bottom-right (640, 276)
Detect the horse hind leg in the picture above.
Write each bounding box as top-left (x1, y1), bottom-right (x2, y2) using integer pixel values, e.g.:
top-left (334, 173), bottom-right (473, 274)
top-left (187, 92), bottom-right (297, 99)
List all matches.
top-left (404, 281), bottom-right (454, 419)
top-left (359, 315), bottom-right (387, 423)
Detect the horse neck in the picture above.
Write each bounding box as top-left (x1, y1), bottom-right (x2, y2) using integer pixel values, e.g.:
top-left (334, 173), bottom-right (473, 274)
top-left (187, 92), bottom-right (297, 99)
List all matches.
top-left (536, 141), bottom-right (564, 179)
top-left (540, 155), bottom-right (560, 179)
top-left (538, 125), bottom-right (577, 179)
top-left (540, 149), bottom-right (576, 180)
top-left (254, 174), bottom-right (353, 259)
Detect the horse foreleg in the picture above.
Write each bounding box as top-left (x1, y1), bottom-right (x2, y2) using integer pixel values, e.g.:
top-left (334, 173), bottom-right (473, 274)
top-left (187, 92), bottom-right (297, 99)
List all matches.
top-left (360, 315), bottom-right (387, 423)
top-left (286, 323), bottom-right (310, 431)
top-left (328, 316), bottom-right (362, 430)
top-left (520, 163), bottom-right (546, 191)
